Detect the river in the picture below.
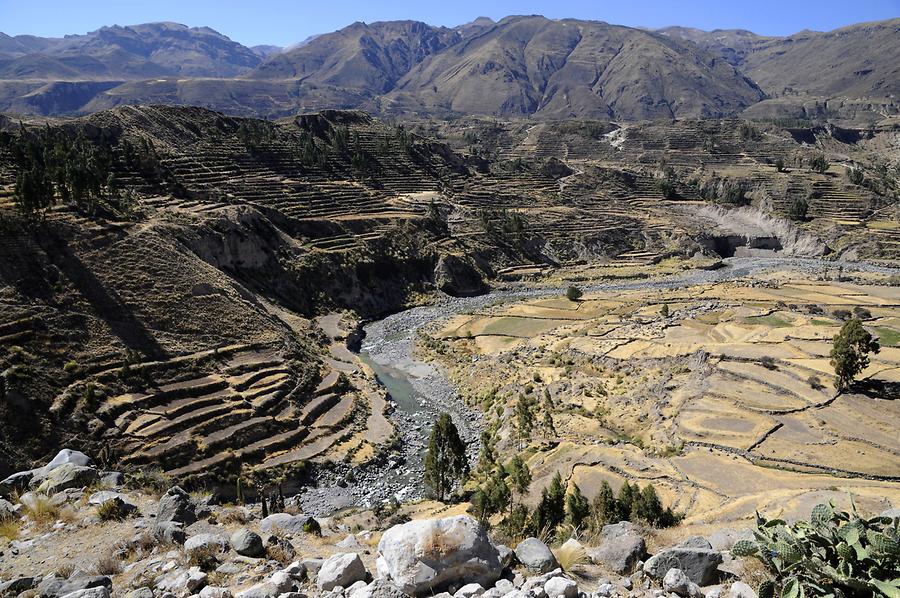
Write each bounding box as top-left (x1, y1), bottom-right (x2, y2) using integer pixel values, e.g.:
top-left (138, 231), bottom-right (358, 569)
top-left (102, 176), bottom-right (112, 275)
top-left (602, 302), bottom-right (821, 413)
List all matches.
top-left (298, 257), bottom-right (899, 515)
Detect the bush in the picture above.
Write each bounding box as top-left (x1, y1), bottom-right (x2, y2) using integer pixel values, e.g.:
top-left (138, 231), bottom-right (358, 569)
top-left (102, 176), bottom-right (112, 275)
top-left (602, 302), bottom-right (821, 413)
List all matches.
top-left (732, 501), bottom-right (900, 598)
top-left (566, 286), bottom-right (583, 302)
top-left (787, 197), bottom-right (808, 221)
top-left (848, 168), bottom-right (865, 185)
top-left (811, 154), bottom-right (830, 174)
top-left (22, 494), bottom-right (59, 527)
top-left (775, 158), bottom-right (785, 172)
top-left (93, 552), bottom-right (122, 575)
top-left (96, 500), bottom-right (126, 521)
top-left (831, 318), bottom-right (880, 390)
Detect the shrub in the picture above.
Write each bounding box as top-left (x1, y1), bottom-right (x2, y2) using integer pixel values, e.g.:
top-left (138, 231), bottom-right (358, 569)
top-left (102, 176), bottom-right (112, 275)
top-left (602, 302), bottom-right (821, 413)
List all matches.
top-left (552, 538), bottom-right (588, 572)
top-left (732, 501), bottom-right (900, 598)
top-left (760, 356), bottom-right (778, 370)
top-left (848, 168), bottom-right (864, 185)
top-left (660, 304), bottom-right (670, 317)
top-left (96, 500), bottom-right (126, 521)
top-left (775, 158), bottom-right (785, 172)
top-left (22, 494), bottom-right (59, 527)
top-left (787, 197), bottom-right (808, 221)
top-left (811, 154), bottom-right (830, 174)
top-left (566, 286), bottom-right (583, 302)
top-left (0, 518), bottom-right (20, 541)
top-left (93, 552), bottom-right (122, 575)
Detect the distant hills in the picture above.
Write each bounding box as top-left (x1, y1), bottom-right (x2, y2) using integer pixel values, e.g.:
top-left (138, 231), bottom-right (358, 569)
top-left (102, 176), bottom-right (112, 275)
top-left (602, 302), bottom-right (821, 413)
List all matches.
top-left (1, 16), bottom-right (897, 121)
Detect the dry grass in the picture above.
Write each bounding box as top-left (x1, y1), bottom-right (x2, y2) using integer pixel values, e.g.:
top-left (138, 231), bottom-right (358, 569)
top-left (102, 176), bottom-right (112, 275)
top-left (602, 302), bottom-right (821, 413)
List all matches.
top-left (185, 545), bottom-right (220, 571)
top-left (96, 500), bottom-right (125, 521)
top-left (552, 540), bottom-right (588, 573)
top-left (93, 551), bottom-right (122, 575)
top-left (58, 506), bottom-right (79, 524)
top-left (0, 518), bottom-right (21, 541)
top-left (55, 563), bottom-right (76, 579)
top-left (266, 540), bottom-right (296, 564)
top-left (21, 494), bottom-right (59, 527)
top-left (218, 508), bottom-right (248, 525)
top-left (737, 556), bottom-right (773, 591)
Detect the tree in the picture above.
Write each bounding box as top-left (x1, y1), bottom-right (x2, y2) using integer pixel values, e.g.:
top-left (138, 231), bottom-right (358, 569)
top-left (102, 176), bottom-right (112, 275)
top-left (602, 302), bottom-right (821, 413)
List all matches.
top-left (787, 196), bottom-right (808, 221)
top-left (476, 430), bottom-right (498, 475)
top-left (810, 154), bottom-right (829, 174)
top-left (617, 481), bottom-right (637, 518)
top-left (533, 472), bottom-right (566, 535)
top-left (515, 395), bottom-right (535, 447)
top-left (774, 158), bottom-right (785, 173)
top-left (848, 168), bottom-right (864, 186)
top-left (566, 286), bottom-right (583, 302)
top-left (424, 413), bottom-right (469, 501)
top-left (660, 304), bottom-right (670, 318)
top-left (830, 318), bottom-right (880, 390)
top-left (471, 467), bottom-right (510, 523)
top-left (565, 482), bottom-right (590, 530)
top-left (506, 455), bottom-right (532, 497)
top-left (589, 481), bottom-right (619, 530)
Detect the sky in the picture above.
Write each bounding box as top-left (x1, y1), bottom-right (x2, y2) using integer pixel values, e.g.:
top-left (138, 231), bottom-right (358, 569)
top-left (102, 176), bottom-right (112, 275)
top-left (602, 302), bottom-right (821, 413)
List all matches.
top-left (1, 0), bottom-right (898, 48)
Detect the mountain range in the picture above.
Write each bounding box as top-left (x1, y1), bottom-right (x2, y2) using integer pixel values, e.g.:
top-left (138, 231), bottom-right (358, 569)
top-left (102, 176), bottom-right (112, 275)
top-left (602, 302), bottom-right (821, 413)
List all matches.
top-left (0, 16), bottom-right (897, 121)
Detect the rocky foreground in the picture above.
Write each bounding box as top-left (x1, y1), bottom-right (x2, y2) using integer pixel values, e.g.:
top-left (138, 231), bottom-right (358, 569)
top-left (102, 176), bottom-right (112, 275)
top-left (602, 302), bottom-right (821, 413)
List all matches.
top-left (3, 449), bottom-right (868, 598)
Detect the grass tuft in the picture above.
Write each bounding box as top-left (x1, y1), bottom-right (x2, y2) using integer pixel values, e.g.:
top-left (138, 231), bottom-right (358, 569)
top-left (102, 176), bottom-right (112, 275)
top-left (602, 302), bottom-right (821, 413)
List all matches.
top-left (552, 540), bottom-right (588, 572)
top-left (22, 494), bottom-right (59, 527)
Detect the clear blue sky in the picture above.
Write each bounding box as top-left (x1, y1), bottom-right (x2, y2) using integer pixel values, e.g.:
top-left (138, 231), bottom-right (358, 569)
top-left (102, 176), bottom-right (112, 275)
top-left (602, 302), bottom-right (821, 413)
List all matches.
top-left (2, 0), bottom-right (898, 47)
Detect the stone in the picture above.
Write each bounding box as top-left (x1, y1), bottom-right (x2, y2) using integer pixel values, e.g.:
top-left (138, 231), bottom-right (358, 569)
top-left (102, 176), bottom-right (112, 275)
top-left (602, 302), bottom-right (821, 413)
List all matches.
top-left (186, 568), bottom-right (209, 593)
top-left (0, 470), bottom-right (35, 496)
top-left (376, 515), bottom-right (502, 595)
top-left (587, 524), bottom-right (645, 574)
top-left (317, 553), bottom-right (368, 591)
top-left (301, 558), bottom-right (324, 575)
top-left (260, 513), bottom-right (317, 536)
top-left (454, 583), bottom-right (485, 598)
top-left (89, 492), bottom-right (137, 517)
top-left (678, 537), bottom-right (713, 550)
top-left (98, 471), bottom-right (125, 488)
top-left (125, 589), bottom-right (154, 598)
top-left (0, 497), bottom-right (19, 520)
top-left (493, 579), bottom-right (514, 594)
top-left (155, 567), bottom-right (207, 597)
top-left (44, 449), bottom-right (91, 472)
top-left (184, 533), bottom-right (230, 554)
top-left (157, 486), bottom-right (196, 526)
top-left (662, 568), bottom-right (701, 598)
top-left (643, 547), bottom-right (723, 586)
top-left (337, 534), bottom-right (364, 549)
top-left (595, 583), bottom-right (614, 597)
top-left (59, 589), bottom-right (110, 598)
top-left (156, 521), bottom-right (187, 544)
top-left (348, 579), bottom-right (407, 598)
top-left (200, 588), bottom-right (233, 598)
top-left (231, 529), bottom-right (266, 557)
top-left (543, 577), bottom-right (578, 598)
top-left (434, 254), bottom-right (486, 297)
top-left (37, 576), bottom-right (111, 598)
top-left (730, 581), bottom-right (758, 598)
top-left (515, 538), bottom-right (558, 574)
top-left (496, 544), bottom-right (516, 569)
top-left (0, 577), bottom-right (37, 594)
top-left (35, 464), bottom-right (99, 495)
top-left (708, 530), bottom-right (753, 552)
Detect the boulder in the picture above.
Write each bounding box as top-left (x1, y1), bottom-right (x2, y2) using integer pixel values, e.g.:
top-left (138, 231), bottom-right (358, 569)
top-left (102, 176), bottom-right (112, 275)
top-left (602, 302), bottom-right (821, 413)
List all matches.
top-left (376, 515), bottom-right (502, 595)
top-left (348, 579), bottom-right (408, 598)
top-left (184, 533), bottom-right (230, 554)
top-left (663, 568), bottom-right (702, 598)
top-left (89, 491), bottom-right (137, 517)
top-left (44, 449), bottom-right (91, 472)
top-left (587, 523), bottom-right (645, 574)
top-left (301, 558), bottom-right (324, 575)
top-left (0, 577), bottom-right (38, 595)
top-left (730, 581), bottom-right (758, 598)
top-left (35, 464), bottom-right (99, 495)
top-left (337, 534), bottom-right (364, 549)
top-left (98, 471), bottom-right (125, 488)
top-left (155, 521), bottom-right (186, 544)
top-left (708, 529), bottom-right (753, 552)
top-left (260, 513), bottom-right (317, 536)
top-left (199, 588), bottom-right (233, 598)
top-left (678, 536), bottom-right (713, 550)
top-left (124, 589), bottom-right (154, 598)
top-left (434, 254), bottom-right (486, 297)
top-left (515, 538), bottom-right (558, 574)
top-left (543, 577), bottom-right (578, 598)
top-left (157, 486), bottom-right (196, 525)
top-left (317, 552), bottom-right (368, 591)
top-left (453, 583), bottom-right (485, 598)
top-left (231, 529), bottom-right (265, 557)
top-left (59, 589), bottom-right (109, 598)
top-left (37, 576), bottom-right (111, 598)
top-left (236, 570), bottom-right (295, 598)
top-left (155, 567), bottom-right (207, 596)
top-left (643, 546), bottom-right (722, 586)
top-left (881, 507), bottom-right (900, 520)
top-left (0, 470), bottom-right (35, 496)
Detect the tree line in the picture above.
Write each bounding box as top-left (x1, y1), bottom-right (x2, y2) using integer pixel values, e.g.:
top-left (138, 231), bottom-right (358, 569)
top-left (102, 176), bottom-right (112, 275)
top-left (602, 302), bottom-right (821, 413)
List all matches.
top-left (423, 412), bottom-right (680, 541)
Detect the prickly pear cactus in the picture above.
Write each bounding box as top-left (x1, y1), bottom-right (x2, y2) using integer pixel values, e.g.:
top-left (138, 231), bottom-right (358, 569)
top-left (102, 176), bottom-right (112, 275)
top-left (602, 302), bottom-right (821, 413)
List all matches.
top-left (732, 500), bottom-right (900, 598)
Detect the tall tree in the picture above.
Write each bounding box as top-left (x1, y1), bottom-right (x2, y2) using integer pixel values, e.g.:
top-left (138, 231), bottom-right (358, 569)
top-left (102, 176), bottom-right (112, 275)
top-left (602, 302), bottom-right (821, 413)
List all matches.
top-left (424, 412), bottom-right (469, 501)
top-left (565, 482), bottom-right (590, 529)
top-left (534, 471), bottom-right (566, 535)
top-left (590, 480), bottom-right (619, 530)
top-left (830, 318), bottom-right (880, 390)
top-left (515, 395), bottom-right (535, 447)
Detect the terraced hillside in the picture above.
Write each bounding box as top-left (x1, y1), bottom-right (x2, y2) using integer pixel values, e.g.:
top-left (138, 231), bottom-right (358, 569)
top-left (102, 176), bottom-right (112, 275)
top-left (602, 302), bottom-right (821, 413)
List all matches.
top-left (421, 272), bottom-right (900, 524)
top-left (0, 104), bottom-right (897, 484)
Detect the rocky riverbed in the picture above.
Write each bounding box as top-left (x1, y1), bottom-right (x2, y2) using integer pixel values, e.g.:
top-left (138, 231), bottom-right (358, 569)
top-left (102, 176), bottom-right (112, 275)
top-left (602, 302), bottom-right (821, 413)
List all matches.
top-left (297, 257), bottom-right (899, 515)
